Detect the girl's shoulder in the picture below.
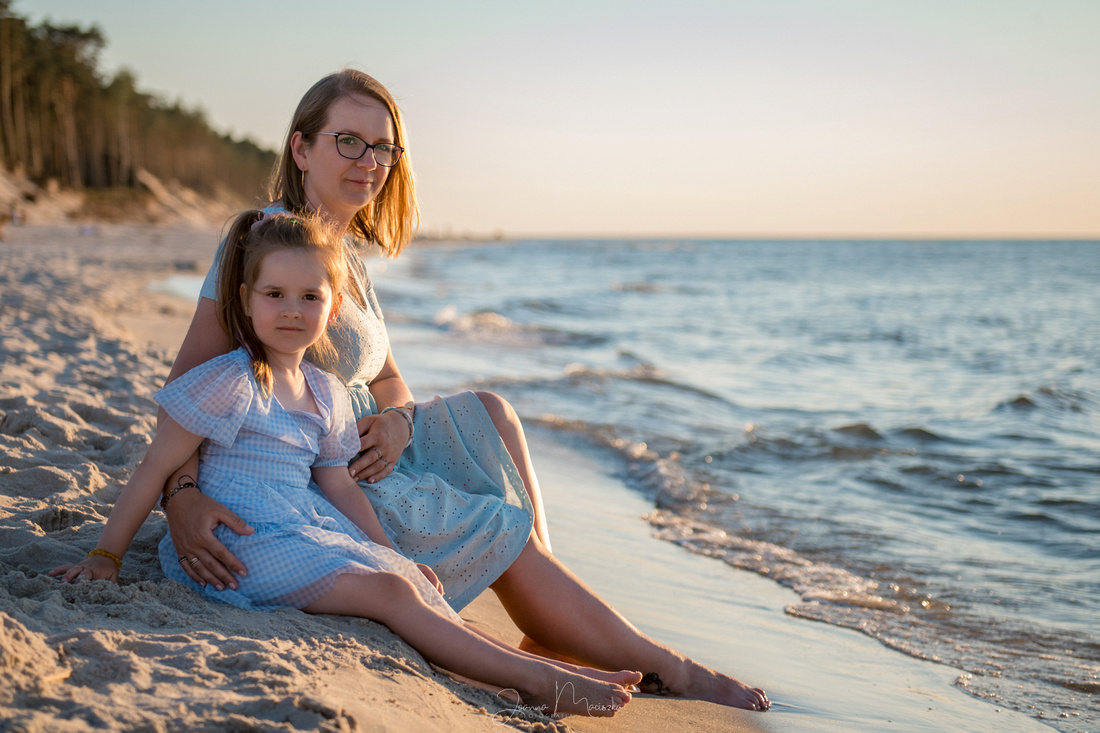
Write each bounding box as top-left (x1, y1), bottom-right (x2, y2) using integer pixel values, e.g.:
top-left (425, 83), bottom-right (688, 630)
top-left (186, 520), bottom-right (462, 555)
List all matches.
top-left (156, 350), bottom-right (258, 444)
top-left (188, 349), bottom-right (253, 380)
top-left (160, 349), bottom-right (256, 405)
top-left (301, 360), bottom-right (348, 398)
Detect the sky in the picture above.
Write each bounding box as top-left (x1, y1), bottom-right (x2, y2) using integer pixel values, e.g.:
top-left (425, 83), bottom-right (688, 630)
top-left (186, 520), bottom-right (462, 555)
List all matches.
top-left (16, 0), bottom-right (1100, 238)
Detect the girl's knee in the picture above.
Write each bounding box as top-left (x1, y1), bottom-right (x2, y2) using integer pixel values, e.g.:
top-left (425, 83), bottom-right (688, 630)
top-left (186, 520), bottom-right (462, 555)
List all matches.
top-left (373, 571), bottom-right (419, 598)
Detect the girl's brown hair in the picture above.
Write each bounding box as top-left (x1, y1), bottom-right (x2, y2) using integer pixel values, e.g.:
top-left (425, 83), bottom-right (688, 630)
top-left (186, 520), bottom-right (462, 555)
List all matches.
top-left (269, 68), bottom-right (418, 257)
top-left (217, 210), bottom-right (347, 395)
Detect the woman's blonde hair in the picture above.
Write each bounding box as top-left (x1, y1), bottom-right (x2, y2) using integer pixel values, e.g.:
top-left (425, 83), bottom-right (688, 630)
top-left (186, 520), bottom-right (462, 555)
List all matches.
top-left (217, 210), bottom-right (348, 395)
top-left (269, 69), bottom-right (418, 257)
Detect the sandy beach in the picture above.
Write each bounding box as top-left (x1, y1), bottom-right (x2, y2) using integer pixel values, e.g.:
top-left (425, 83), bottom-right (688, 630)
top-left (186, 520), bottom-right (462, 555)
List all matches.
top-left (0, 223), bottom-right (1063, 732)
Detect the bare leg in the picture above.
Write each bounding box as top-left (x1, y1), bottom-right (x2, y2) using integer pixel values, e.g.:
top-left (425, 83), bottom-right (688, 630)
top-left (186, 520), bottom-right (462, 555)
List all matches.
top-left (304, 572), bottom-right (632, 717)
top-left (476, 391), bottom-right (552, 552)
top-left (491, 537), bottom-right (770, 711)
top-left (465, 624), bottom-right (642, 687)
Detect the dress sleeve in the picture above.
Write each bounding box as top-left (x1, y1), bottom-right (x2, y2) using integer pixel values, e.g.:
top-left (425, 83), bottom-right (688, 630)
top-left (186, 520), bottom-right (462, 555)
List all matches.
top-left (197, 238), bottom-right (224, 301)
top-left (314, 373), bottom-right (362, 467)
top-left (155, 353), bottom-right (255, 447)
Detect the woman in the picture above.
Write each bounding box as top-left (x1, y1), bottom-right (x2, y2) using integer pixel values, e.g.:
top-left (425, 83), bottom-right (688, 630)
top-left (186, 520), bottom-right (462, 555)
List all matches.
top-left (162, 69), bottom-right (769, 711)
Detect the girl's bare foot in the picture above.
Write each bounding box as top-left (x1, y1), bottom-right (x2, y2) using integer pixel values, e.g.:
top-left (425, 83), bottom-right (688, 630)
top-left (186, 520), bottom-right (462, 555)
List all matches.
top-left (544, 662), bottom-right (643, 688)
top-left (518, 669), bottom-right (632, 717)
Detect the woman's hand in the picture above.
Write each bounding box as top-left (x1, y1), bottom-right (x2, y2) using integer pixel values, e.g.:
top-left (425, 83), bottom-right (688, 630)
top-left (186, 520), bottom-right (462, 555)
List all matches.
top-left (165, 487), bottom-right (253, 591)
top-left (417, 563), bottom-right (444, 595)
top-left (349, 409), bottom-right (410, 483)
top-left (50, 555), bottom-right (119, 584)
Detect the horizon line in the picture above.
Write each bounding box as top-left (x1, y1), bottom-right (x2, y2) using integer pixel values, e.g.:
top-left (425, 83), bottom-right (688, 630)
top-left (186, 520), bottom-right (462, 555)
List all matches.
top-left (414, 231), bottom-right (1100, 243)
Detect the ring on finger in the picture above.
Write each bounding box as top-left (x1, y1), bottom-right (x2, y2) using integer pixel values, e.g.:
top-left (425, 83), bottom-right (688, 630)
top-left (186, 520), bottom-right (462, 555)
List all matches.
top-left (178, 556), bottom-right (188, 565)
top-left (189, 557), bottom-right (201, 566)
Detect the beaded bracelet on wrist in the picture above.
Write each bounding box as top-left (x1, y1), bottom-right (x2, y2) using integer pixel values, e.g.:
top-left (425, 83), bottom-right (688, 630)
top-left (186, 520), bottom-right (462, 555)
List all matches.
top-left (160, 480), bottom-right (200, 511)
top-left (380, 405), bottom-right (415, 448)
top-left (86, 548), bottom-right (122, 571)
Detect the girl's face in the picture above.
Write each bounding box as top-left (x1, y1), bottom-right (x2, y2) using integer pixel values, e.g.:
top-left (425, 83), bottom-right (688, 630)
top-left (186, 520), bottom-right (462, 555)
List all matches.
top-left (291, 94), bottom-right (396, 231)
top-left (242, 248), bottom-right (341, 362)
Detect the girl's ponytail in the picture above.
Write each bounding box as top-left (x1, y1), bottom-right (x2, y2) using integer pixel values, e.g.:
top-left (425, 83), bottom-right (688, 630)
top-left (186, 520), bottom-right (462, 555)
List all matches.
top-left (217, 210), bottom-right (275, 395)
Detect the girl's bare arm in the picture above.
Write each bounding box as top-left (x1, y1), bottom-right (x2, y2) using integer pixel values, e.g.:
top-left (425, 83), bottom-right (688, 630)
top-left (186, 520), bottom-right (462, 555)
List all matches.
top-left (52, 418), bottom-right (206, 582)
top-left (312, 465), bottom-right (398, 550)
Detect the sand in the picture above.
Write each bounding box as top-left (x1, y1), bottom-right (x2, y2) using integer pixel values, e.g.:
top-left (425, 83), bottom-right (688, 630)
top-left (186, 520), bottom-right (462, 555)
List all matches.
top-left (0, 223), bottom-right (1059, 732)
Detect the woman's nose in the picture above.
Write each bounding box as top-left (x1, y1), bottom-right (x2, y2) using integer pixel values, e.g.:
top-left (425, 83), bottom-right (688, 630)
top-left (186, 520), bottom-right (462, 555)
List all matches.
top-left (356, 149), bottom-right (378, 171)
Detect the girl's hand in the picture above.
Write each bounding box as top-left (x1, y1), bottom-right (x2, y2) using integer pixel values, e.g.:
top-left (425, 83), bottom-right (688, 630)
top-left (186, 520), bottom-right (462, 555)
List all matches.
top-left (417, 563), bottom-right (444, 595)
top-left (165, 488), bottom-right (253, 591)
top-left (50, 555), bottom-right (119, 584)
top-left (349, 409), bottom-right (410, 484)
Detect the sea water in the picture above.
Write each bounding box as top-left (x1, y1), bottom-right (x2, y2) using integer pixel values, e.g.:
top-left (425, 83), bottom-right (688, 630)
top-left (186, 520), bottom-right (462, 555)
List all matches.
top-left (164, 239), bottom-right (1099, 729)
top-left (373, 239), bottom-right (1099, 730)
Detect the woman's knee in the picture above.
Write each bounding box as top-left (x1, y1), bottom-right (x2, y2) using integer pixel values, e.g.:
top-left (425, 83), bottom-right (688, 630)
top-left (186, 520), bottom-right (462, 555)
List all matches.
top-left (475, 391), bottom-right (518, 429)
top-left (495, 535), bottom-right (551, 586)
top-left (477, 392), bottom-right (530, 454)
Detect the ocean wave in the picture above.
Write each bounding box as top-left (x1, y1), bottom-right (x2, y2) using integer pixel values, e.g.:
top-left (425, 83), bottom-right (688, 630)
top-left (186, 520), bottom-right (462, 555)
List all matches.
top-left (994, 385), bottom-right (1098, 414)
top-left (432, 305), bottom-right (608, 347)
top-left (704, 422), bottom-right (948, 465)
top-left (610, 442), bottom-right (1100, 728)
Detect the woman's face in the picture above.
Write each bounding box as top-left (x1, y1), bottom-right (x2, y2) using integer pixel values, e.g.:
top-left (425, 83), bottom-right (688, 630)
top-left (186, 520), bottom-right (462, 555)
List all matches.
top-left (291, 94), bottom-right (396, 231)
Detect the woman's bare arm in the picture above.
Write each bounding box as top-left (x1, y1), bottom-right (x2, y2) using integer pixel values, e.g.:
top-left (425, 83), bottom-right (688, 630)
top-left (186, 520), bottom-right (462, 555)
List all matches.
top-left (350, 348), bottom-right (416, 483)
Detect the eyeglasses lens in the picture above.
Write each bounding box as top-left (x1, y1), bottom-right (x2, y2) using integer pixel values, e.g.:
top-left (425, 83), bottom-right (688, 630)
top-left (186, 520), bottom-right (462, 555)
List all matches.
top-left (335, 135), bottom-right (401, 167)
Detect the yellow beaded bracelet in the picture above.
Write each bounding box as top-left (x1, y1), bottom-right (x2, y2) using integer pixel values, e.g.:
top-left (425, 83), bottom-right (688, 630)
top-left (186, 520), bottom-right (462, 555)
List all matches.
top-left (86, 548), bottom-right (122, 571)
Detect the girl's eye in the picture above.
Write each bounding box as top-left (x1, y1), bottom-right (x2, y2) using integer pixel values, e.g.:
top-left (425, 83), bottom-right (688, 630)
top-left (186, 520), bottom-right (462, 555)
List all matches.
top-left (303, 294), bottom-right (318, 301)
top-left (265, 291), bottom-right (282, 298)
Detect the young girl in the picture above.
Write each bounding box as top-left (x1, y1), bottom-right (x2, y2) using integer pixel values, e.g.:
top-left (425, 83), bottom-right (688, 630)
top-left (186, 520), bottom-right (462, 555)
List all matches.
top-left (51, 210), bottom-right (637, 717)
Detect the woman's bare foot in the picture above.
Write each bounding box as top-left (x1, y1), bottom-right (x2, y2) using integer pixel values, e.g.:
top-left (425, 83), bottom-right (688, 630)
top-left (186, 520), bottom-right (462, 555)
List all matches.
top-left (681, 664), bottom-right (770, 711)
top-left (518, 669), bottom-right (632, 717)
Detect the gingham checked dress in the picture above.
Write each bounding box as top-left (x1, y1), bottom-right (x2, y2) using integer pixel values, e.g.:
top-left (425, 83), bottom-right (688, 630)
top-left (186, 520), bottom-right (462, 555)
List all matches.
top-left (156, 348), bottom-right (461, 620)
top-left (196, 209), bottom-right (534, 611)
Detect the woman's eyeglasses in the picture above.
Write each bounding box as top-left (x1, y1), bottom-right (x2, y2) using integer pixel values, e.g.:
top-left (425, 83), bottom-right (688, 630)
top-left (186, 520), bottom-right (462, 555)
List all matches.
top-left (313, 132), bottom-right (404, 167)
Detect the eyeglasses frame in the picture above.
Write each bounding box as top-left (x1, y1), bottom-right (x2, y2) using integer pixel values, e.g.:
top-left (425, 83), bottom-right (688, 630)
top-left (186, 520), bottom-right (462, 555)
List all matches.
top-left (312, 131), bottom-right (404, 167)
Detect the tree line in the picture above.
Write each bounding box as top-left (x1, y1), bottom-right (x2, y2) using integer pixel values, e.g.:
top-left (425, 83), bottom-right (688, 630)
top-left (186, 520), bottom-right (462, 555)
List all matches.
top-left (0, 2), bottom-right (274, 201)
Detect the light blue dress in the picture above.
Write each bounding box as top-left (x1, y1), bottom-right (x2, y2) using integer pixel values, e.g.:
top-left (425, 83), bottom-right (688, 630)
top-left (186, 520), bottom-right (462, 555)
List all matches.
top-left (197, 208), bottom-right (534, 610)
top-left (156, 349), bottom-right (461, 620)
